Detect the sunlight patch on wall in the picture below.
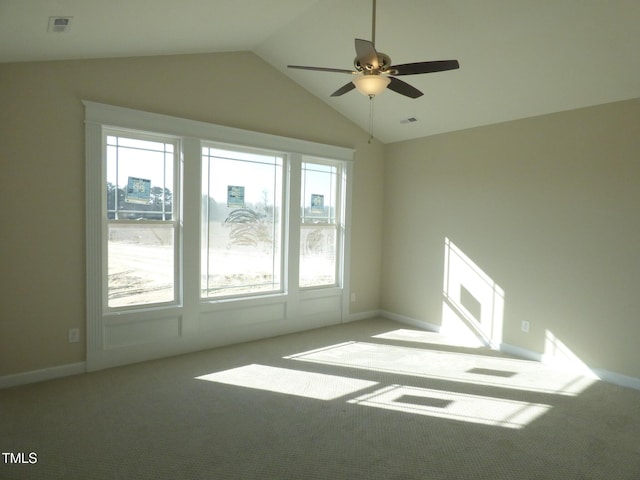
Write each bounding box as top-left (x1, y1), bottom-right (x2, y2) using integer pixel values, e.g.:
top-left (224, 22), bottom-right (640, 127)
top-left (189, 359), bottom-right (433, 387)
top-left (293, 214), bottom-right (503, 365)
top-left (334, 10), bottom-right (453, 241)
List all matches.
top-left (196, 364), bottom-right (377, 400)
top-left (349, 384), bottom-right (551, 429)
top-left (543, 330), bottom-right (598, 377)
top-left (441, 301), bottom-right (488, 345)
top-left (443, 238), bottom-right (504, 348)
top-left (286, 341), bottom-right (593, 396)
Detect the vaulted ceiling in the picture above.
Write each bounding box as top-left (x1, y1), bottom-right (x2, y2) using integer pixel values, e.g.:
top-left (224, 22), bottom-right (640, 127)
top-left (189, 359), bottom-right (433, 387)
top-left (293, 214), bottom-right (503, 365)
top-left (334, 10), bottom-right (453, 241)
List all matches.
top-left (2, 0), bottom-right (639, 143)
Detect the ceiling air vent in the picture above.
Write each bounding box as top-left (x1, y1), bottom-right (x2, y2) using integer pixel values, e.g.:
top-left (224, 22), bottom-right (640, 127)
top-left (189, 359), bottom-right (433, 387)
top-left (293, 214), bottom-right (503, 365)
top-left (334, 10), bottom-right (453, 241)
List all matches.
top-left (48, 16), bottom-right (73, 33)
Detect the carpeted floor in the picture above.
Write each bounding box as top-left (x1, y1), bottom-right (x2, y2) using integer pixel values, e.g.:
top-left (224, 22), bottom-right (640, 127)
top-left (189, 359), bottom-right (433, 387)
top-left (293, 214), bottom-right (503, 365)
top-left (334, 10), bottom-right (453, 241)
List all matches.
top-left (2, 317), bottom-right (639, 479)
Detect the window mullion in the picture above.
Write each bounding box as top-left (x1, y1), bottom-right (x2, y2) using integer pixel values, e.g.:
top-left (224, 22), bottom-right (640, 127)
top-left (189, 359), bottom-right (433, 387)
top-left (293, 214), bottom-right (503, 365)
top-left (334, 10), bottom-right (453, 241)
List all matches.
top-left (287, 155), bottom-right (302, 296)
top-left (180, 137), bottom-right (201, 335)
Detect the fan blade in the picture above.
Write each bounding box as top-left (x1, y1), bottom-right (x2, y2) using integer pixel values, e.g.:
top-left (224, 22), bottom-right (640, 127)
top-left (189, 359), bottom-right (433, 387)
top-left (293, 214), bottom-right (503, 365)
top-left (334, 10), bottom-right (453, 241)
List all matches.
top-left (331, 82), bottom-right (356, 97)
top-left (288, 65), bottom-right (356, 74)
top-left (387, 77), bottom-right (423, 98)
top-left (355, 38), bottom-right (379, 70)
top-left (391, 60), bottom-right (460, 76)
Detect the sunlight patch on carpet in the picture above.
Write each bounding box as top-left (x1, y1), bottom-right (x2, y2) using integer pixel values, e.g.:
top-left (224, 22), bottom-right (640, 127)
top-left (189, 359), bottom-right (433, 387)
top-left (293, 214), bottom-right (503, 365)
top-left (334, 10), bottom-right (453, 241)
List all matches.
top-left (373, 328), bottom-right (485, 348)
top-left (196, 364), bottom-right (377, 400)
top-left (349, 384), bottom-right (551, 429)
top-left (286, 341), bottom-right (595, 396)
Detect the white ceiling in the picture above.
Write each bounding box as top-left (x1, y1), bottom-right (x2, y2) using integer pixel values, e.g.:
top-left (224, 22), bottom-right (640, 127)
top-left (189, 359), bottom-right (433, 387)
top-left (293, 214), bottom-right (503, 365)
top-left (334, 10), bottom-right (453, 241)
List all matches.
top-left (2, 0), bottom-right (639, 143)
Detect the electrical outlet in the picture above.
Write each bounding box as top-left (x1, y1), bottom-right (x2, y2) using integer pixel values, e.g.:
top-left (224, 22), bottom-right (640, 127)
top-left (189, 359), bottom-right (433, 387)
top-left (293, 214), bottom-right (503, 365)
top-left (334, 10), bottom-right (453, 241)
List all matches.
top-left (521, 321), bottom-right (530, 333)
top-left (350, 293), bottom-right (357, 302)
top-left (68, 327), bottom-right (80, 343)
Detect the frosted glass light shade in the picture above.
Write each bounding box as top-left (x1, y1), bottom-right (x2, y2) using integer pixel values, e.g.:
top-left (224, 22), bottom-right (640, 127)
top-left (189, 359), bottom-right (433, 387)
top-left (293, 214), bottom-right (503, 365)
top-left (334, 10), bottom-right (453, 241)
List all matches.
top-left (352, 74), bottom-right (390, 96)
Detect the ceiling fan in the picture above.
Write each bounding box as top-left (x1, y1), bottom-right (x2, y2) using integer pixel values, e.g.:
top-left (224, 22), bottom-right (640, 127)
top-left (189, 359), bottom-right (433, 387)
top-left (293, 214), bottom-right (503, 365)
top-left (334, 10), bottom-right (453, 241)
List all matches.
top-left (287, 0), bottom-right (460, 99)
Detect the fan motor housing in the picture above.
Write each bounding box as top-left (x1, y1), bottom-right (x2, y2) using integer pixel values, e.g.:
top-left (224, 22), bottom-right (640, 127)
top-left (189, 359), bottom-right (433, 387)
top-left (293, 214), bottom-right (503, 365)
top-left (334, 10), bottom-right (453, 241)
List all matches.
top-left (354, 52), bottom-right (392, 72)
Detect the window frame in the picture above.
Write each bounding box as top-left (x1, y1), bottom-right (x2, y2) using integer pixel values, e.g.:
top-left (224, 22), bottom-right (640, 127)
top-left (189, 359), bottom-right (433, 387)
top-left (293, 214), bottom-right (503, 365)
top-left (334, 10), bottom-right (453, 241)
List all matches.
top-left (84, 101), bottom-right (353, 372)
top-left (299, 157), bottom-right (346, 290)
top-left (200, 141), bottom-right (287, 300)
top-left (102, 128), bottom-right (183, 313)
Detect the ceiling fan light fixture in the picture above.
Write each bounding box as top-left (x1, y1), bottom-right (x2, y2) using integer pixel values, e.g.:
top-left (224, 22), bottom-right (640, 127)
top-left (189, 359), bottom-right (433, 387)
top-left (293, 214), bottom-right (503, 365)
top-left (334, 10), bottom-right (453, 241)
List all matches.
top-left (352, 74), bottom-right (390, 96)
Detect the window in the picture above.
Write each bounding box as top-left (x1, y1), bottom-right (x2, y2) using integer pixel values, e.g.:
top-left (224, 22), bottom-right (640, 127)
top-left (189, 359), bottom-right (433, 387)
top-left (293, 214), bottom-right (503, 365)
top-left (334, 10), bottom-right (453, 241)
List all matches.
top-left (201, 145), bottom-right (283, 298)
top-left (300, 160), bottom-right (343, 288)
top-left (85, 101), bottom-right (353, 371)
top-left (105, 132), bottom-right (180, 309)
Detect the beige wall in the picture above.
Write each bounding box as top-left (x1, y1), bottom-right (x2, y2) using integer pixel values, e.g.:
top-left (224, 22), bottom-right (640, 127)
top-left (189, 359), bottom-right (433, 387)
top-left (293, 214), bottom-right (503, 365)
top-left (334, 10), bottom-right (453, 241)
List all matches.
top-left (382, 99), bottom-right (640, 378)
top-left (0, 52), bottom-right (384, 376)
top-left (2, 50), bottom-right (638, 382)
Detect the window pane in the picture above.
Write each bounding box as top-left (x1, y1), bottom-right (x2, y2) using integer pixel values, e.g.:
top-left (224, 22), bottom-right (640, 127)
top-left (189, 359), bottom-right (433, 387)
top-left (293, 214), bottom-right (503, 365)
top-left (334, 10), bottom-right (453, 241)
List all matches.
top-left (300, 161), bottom-right (339, 287)
top-left (300, 226), bottom-right (336, 287)
top-left (301, 162), bottom-right (337, 224)
top-left (108, 223), bottom-right (175, 308)
top-left (201, 146), bottom-right (283, 298)
top-left (106, 138), bottom-right (174, 220)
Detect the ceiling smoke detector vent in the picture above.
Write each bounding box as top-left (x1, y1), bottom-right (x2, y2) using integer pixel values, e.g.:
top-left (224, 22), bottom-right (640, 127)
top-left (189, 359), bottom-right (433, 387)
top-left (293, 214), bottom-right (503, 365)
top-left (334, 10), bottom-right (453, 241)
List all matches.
top-left (400, 117), bottom-right (419, 124)
top-left (48, 16), bottom-right (73, 33)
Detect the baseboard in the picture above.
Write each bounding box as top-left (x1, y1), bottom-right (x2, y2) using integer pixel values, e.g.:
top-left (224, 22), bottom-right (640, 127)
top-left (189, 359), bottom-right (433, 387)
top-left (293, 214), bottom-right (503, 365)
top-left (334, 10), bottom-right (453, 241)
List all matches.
top-left (591, 368), bottom-right (640, 391)
top-left (0, 362), bottom-right (86, 390)
top-left (501, 342), bottom-right (640, 391)
top-left (5, 318), bottom-right (639, 393)
top-left (500, 342), bottom-right (543, 362)
top-left (502, 341), bottom-right (596, 377)
top-left (345, 309), bottom-right (382, 323)
top-left (381, 310), bottom-right (640, 392)
top-left (380, 310), bottom-right (440, 332)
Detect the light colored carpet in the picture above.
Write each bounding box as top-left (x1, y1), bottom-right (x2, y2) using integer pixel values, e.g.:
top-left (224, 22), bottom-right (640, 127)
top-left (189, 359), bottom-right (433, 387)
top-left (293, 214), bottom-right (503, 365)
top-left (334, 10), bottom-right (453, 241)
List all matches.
top-left (2, 317), bottom-right (639, 479)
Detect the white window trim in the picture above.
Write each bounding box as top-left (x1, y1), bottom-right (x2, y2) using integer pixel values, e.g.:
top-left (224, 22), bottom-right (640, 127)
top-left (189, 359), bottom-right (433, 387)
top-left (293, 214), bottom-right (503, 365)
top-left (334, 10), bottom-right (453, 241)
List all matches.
top-left (84, 101), bottom-right (353, 371)
top-left (299, 157), bottom-right (346, 290)
top-left (200, 141), bottom-right (287, 300)
top-left (103, 128), bottom-right (182, 312)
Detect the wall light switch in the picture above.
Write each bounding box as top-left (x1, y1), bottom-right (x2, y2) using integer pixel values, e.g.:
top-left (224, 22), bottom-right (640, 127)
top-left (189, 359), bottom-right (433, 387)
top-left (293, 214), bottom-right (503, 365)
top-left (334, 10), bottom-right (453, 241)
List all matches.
top-left (521, 321), bottom-right (530, 333)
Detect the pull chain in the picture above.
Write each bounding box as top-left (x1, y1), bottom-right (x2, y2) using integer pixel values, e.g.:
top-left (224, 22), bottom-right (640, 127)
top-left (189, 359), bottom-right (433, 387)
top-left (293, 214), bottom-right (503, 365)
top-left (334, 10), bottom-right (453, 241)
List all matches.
top-left (368, 94), bottom-right (375, 143)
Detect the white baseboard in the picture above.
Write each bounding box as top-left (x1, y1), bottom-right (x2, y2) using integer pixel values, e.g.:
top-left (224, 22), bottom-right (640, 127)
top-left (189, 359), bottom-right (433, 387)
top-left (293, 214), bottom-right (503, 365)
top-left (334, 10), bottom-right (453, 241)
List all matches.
top-left (380, 310), bottom-right (440, 332)
top-left (382, 311), bottom-right (640, 392)
top-left (345, 309), bottom-right (382, 323)
top-left (0, 362), bottom-right (86, 390)
top-left (500, 342), bottom-right (640, 391)
top-left (591, 368), bottom-right (640, 391)
top-left (500, 342), bottom-right (543, 362)
top-left (4, 315), bottom-right (639, 393)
